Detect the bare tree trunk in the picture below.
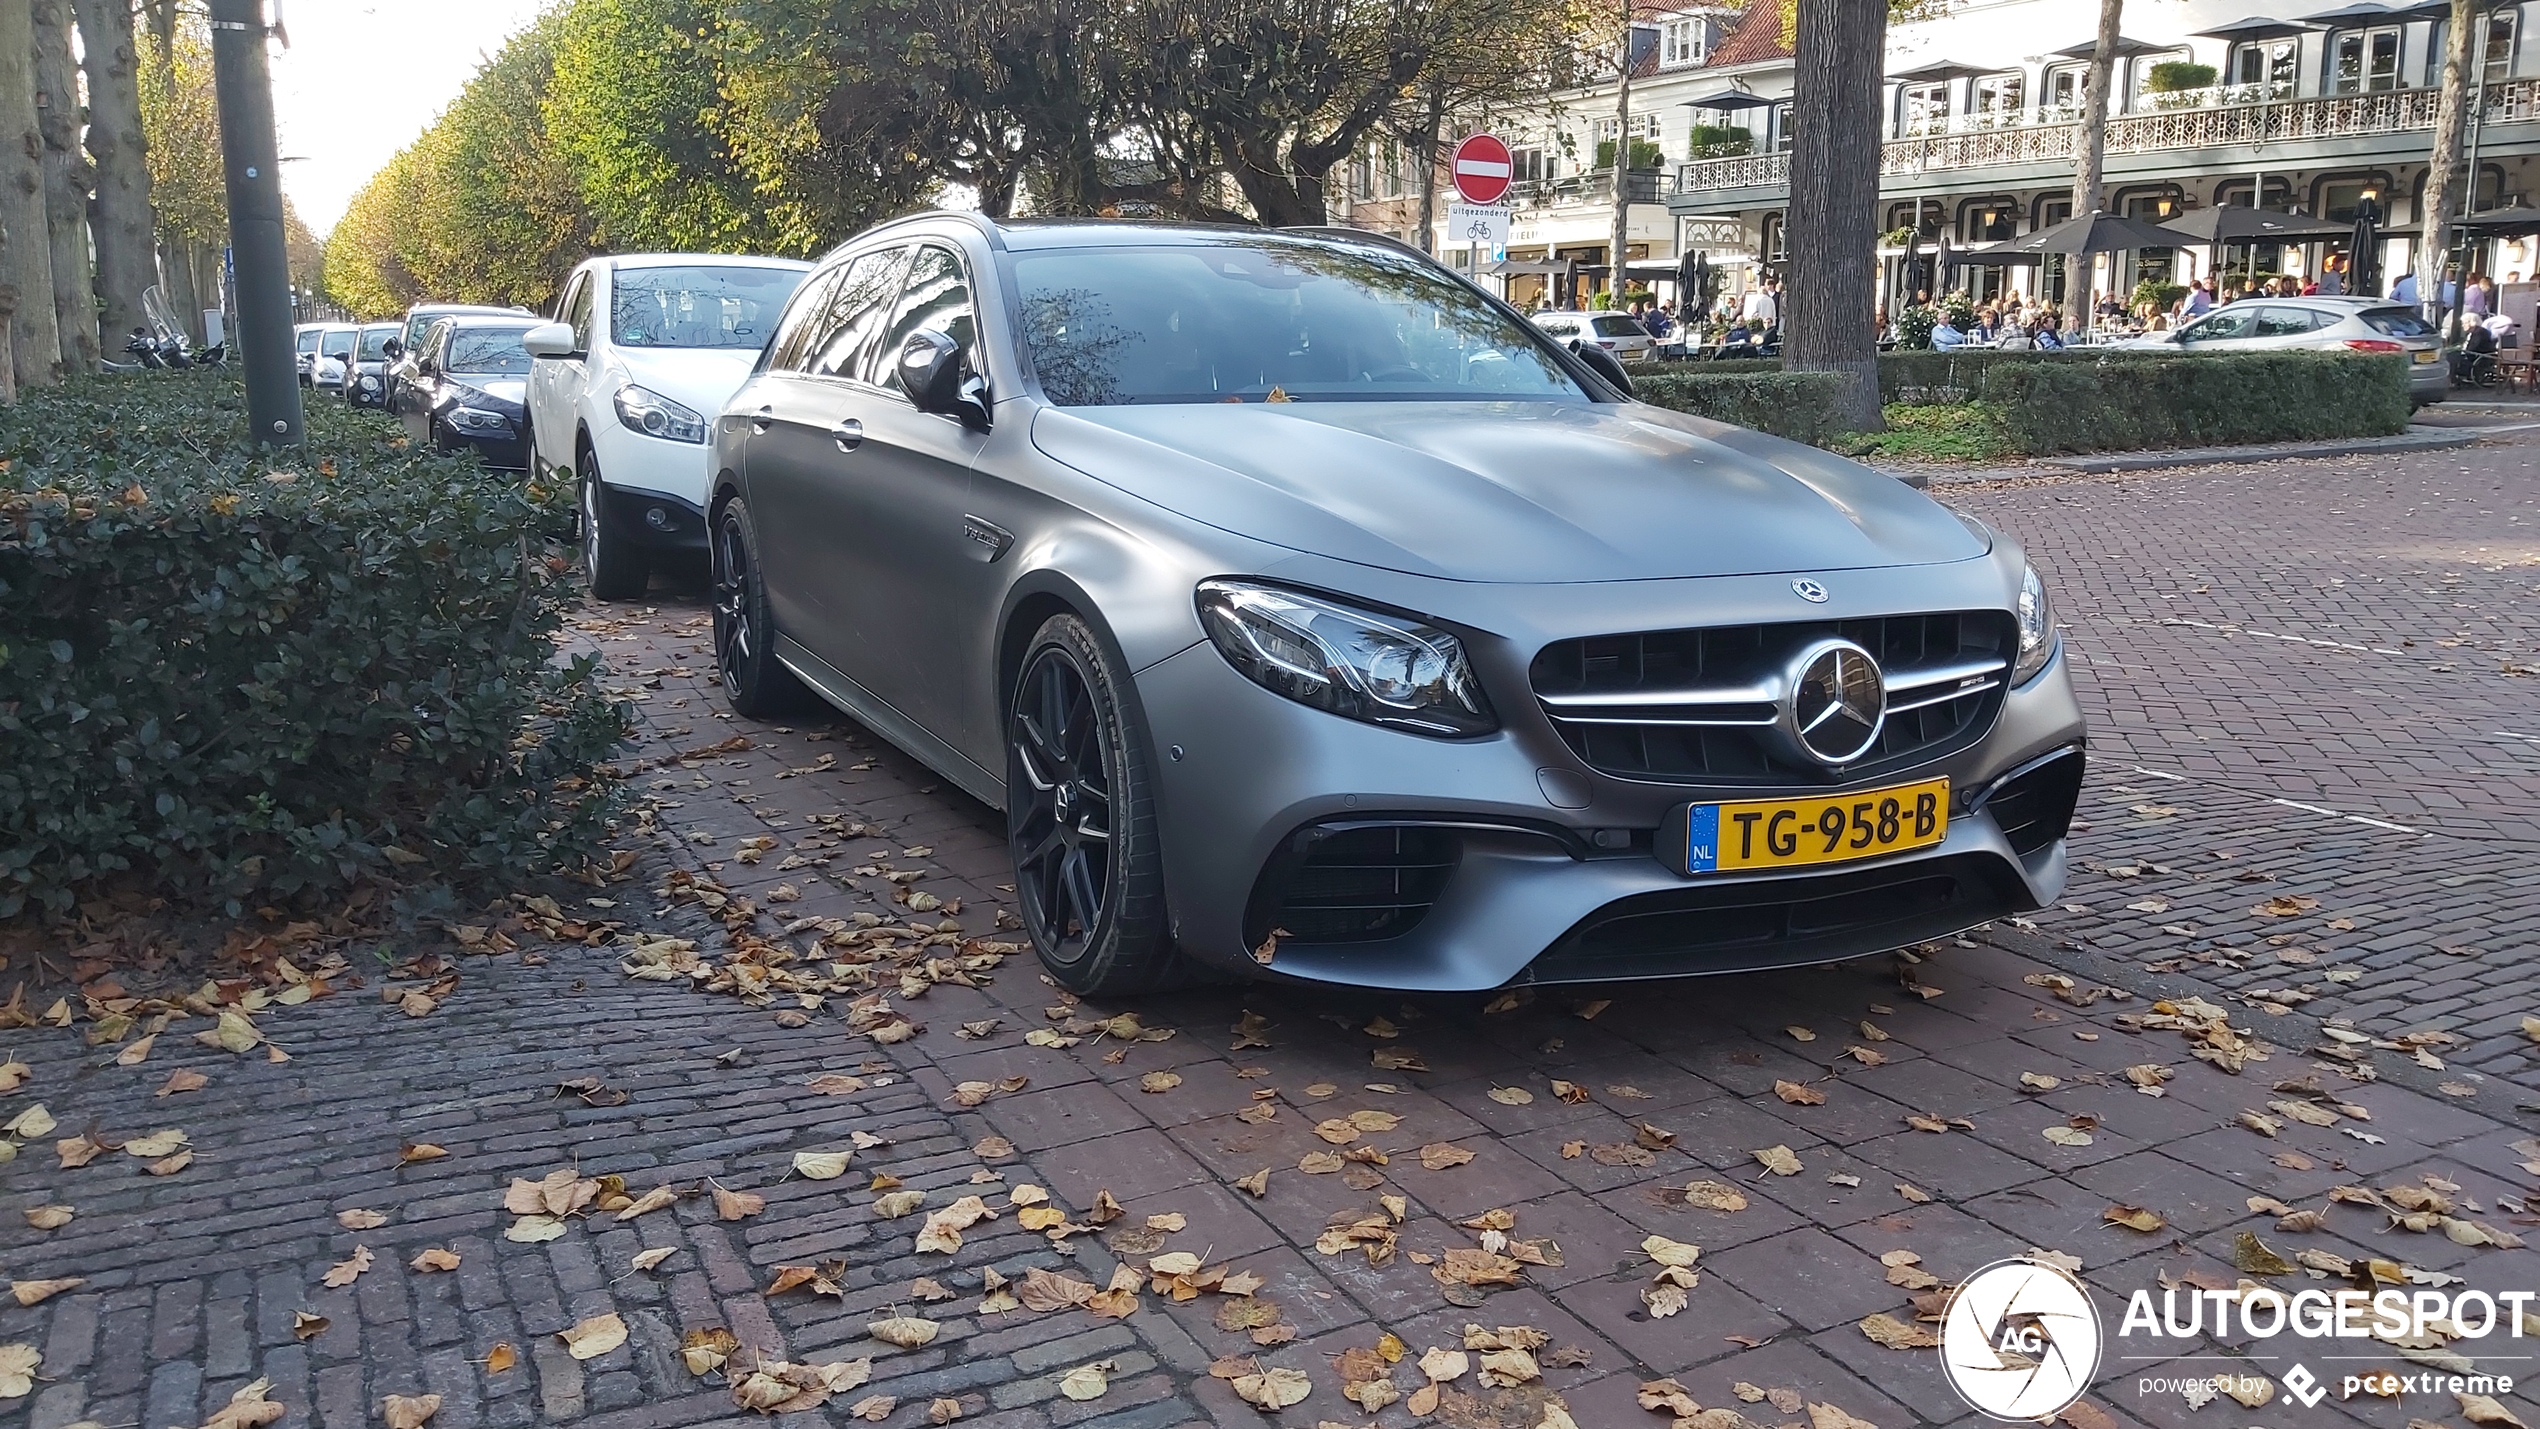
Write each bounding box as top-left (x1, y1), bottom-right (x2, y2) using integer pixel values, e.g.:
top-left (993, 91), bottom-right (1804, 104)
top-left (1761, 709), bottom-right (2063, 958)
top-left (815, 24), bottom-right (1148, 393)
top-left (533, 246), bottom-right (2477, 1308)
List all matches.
top-left (2416, 0), bottom-right (2477, 323)
top-left (32, 0), bottom-right (94, 370)
top-left (0, 283), bottom-right (16, 402)
top-left (162, 236), bottom-right (198, 341)
top-left (73, 0), bottom-right (153, 346)
top-left (2068, 0), bottom-right (2123, 325)
top-left (1615, 0), bottom-right (1635, 304)
top-left (193, 241), bottom-right (222, 335)
top-left (1783, 0), bottom-right (1885, 431)
top-left (0, 0), bottom-right (64, 389)
top-left (1412, 80), bottom-right (1444, 255)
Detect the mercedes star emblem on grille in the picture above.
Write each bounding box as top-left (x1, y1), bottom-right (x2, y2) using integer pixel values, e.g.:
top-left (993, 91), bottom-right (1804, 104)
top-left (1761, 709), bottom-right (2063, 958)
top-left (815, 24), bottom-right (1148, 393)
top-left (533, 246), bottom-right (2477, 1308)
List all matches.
top-left (1791, 578), bottom-right (1829, 603)
top-left (1783, 638), bottom-right (1888, 765)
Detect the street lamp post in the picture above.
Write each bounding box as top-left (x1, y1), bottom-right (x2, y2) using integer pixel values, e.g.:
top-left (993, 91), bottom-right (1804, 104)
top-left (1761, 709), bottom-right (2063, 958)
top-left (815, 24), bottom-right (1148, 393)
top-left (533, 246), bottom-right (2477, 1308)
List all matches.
top-left (205, 0), bottom-right (302, 445)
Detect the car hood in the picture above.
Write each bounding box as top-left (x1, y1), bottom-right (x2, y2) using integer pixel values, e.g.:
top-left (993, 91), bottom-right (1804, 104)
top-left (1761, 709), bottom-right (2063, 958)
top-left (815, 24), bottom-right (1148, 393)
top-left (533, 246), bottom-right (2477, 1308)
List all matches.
top-left (450, 376), bottom-right (528, 408)
top-left (612, 346), bottom-right (762, 416)
top-left (1030, 400), bottom-right (1985, 584)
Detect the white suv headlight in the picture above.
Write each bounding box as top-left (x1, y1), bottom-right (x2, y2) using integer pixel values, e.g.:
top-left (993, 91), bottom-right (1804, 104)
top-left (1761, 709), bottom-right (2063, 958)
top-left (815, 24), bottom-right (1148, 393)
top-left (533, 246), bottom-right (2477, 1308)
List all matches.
top-left (1197, 580), bottom-right (1496, 737)
top-left (2013, 562), bottom-right (2058, 684)
top-left (613, 384), bottom-right (707, 443)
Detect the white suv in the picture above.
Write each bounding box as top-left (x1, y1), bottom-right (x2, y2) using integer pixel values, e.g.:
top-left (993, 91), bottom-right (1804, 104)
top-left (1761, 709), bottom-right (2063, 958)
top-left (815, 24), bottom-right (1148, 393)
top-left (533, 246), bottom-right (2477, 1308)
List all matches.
top-left (526, 253), bottom-right (813, 598)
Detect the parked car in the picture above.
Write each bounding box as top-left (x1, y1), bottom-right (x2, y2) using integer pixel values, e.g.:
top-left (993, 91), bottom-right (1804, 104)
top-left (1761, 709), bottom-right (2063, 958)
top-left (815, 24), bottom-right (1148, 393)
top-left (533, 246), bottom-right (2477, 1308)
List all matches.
top-left (525, 253), bottom-right (814, 597)
top-left (310, 322), bottom-right (359, 390)
top-left (294, 323), bottom-right (324, 386)
top-left (706, 215), bottom-right (2083, 995)
top-left (394, 315), bottom-right (538, 470)
top-left (387, 302), bottom-right (533, 407)
top-left (344, 322), bottom-right (404, 409)
top-left (2118, 297), bottom-right (2448, 405)
top-left (1531, 309), bottom-right (1656, 359)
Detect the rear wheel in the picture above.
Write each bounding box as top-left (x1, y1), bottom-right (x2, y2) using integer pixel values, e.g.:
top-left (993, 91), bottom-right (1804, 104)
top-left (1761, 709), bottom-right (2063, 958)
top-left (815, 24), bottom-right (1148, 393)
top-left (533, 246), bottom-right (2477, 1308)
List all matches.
top-left (711, 498), bottom-right (810, 716)
top-left (1008, 614), bottom-right (1174, 995)
top-left (579, 448), bottom-right (649, 601)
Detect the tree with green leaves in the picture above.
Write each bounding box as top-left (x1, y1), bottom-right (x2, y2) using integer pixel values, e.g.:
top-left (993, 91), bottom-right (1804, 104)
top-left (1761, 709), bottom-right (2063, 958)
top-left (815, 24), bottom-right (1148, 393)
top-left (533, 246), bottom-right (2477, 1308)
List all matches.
top-left (413, 8), bottom-right (594, 304)
top-left (546, 0), bottom-right (779, 252)
top-left (138, 13), bottom-right (225, 339)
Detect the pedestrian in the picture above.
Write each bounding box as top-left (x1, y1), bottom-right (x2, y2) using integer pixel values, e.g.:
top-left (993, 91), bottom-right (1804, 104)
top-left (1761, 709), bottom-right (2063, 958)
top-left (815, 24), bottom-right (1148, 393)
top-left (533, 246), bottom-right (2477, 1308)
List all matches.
top-left (2466, 273), bottom-right (2494, 319)
top-left (1742, 278), bottom-right (1781, 336)
top-left (2185, 279), bottom-right (2215, 316)
top-left (2318, 256), bottom-right (2345, 296)
top-left (2392, 270), bottom-right (2418, 305)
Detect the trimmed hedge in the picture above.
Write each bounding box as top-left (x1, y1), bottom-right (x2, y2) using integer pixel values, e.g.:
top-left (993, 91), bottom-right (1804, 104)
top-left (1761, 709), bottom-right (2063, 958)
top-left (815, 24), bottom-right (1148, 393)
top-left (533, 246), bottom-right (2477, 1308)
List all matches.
top-left (1632, 371), bottom-right (1851, 446)
top-left (0, 372), bottom-right (627, 919)
top-left (1629, 349), bottom-right (2411, 455)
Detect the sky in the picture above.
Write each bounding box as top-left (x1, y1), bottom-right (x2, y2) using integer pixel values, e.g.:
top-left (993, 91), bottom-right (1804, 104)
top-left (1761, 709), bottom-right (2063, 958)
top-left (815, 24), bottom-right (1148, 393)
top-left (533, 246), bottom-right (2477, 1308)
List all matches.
top-left (269, 0), bottom-right (553, 237)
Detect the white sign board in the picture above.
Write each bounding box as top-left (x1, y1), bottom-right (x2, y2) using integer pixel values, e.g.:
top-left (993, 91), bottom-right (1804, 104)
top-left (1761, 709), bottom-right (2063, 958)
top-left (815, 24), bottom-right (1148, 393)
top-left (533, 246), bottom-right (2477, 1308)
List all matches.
top-left (1448, 202), bottom-right (1510, 251)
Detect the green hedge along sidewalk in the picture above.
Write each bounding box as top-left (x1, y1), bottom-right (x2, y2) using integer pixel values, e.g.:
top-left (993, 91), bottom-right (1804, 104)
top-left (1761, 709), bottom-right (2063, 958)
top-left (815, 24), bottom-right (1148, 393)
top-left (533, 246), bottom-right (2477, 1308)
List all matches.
top-left (0, 373), bottom-right (627, 921)
top-left (1628, 349), bottom-right (2414, 456)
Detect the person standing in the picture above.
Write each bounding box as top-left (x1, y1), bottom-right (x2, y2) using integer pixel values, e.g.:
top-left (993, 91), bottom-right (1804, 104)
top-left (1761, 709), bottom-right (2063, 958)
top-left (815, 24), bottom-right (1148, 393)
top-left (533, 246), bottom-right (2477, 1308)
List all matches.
top-left (1740, 280), bottom-right (1779, 335)
top-left (2318, 256), bottom-right (2345, 295)
top-left (2392, 269), bottom-right (2419, 305)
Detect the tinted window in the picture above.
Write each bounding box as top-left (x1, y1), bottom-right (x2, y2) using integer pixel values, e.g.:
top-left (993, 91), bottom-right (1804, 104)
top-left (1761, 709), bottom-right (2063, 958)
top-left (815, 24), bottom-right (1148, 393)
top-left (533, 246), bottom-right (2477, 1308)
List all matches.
top-left (873, 245), bottom-right (977, 386)
top-left (321, 329), bottom-right (357, 358)
top-left (2360, 306), bottom-right (2436, 337)
top-left (1013, 241), bottom-right (1588, 405)
top-left (563, 273), bottom-right (595, 348)
top-left (447, 326), bottom-right (532, 374)
top-left (2252, 307), bottom-right (2319, 337)
top-left (1592, 315), bottom-right (1645, 337)
top-left (404, 314), bottom-right (436, 352)
top-left (357, 327), bottom-right (397, 360)
top-left (2184, 308), bottom-right (2259, 342)
top-left (609, 264), bottom-right (804, 349)
top-left (764, 265), bottom-right (844, 373)
top-left (808, 247), bottom-right (910, 380)
top-left (296, 329), bottom-right (320, 355)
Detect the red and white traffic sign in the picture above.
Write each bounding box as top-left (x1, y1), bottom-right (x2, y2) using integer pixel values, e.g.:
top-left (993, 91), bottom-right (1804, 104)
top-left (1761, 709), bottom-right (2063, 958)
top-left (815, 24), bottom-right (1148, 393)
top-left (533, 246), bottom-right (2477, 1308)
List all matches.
top-left (1450, 134), bottom-right (1513, 206)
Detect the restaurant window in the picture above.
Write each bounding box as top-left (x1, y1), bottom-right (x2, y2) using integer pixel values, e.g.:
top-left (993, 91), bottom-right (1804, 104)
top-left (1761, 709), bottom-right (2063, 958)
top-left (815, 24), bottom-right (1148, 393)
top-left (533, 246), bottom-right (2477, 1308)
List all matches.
top-left (1660, 16), bottom-right (1708, 67)
top-left (2128, 49), bottom-right (2192, 108)
top-left (2213, 176), bottom-right (2296, 209)
top-left (1761, 213), bottom-right (1787, 264)
top-left (2485, 10), bottom-right (2518, 84)
top-left (1887, 199), bottom-right (1944, 239)
top-left (2331, 26), bottom-right (2404, 93)
top-left (1972, 72), bottom-right (2024, 121)
top-left (2043, 63), bottom-right (2088, 113)
top-left (1769, 101), bottom-right (1794, 150)
top-left (2316, 176), bottom-right (2390, 222)
top-left (1898, 81), bottom-right (1951, 135)
top-left (1959, 198), bottom-right (2018, 241)
top-left (2229, 40), bottom-right (2298, 100)
top-left (2034, 196), bottom-right (2073, 229)
top-left (2120, 191), bottom-right (2180, 283)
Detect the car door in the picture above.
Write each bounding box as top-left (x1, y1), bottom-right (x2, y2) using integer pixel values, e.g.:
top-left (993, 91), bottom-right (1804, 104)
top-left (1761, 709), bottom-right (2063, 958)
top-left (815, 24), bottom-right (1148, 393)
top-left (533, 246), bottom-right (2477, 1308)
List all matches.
top-left (820, 242), bottom-right (995, 753)
top-left (2176, 305), bottom-right (2260, 349)
top-left (2246, 305), bottom-right (2321, 350)
top-left (399, 323), bottom-right (443, 444)
top-left (742, 245), bottom-right (913, 676)
top-left (731, 259), bottom-right (849, 639)
top-left (531, 269), bottom-right (597, 478)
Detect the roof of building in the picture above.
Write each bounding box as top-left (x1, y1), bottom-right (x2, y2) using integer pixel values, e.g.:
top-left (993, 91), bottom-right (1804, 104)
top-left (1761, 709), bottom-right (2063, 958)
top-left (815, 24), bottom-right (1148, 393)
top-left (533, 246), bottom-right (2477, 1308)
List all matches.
top-left (1703, 0), bottom-right (1794, 70)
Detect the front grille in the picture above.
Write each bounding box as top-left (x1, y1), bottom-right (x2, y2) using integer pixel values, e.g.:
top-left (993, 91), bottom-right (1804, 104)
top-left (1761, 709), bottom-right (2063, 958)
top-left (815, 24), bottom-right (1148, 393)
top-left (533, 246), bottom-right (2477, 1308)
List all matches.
top-left (1520, 853), bottom-right (2021, 984)
top-left (1980, 746), bottom-right (2086, 856)
top-left (1244, 825), bottom-right (1462, 946)
top-left (1530, 612), bottom-right (2017, 785)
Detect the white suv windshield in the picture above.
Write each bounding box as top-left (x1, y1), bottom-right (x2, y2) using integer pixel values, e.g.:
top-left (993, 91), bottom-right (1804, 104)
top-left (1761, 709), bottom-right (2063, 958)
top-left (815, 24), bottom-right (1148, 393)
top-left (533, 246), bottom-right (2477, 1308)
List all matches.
top-left (1013, 241), bottom-right (1586, 405)
top-left (610, 266), bottom-right (804, 349)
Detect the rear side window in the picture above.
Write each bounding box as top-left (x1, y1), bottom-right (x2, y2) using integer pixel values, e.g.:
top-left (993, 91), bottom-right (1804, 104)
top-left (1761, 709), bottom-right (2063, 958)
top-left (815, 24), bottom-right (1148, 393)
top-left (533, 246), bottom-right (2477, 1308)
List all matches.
top-left (563, 274), bottom-right (596, 349)
top-left (2360, 306), bottom-right (2435, 337)
top-left (2252, 307), bottom-right (2322, 337)
top-left (1592, 315), bottom-right (1643, 337)
top-left (807, 247), bottom-right (911, 380)
top-left (872, 244), bottom-right (977, 386)
top-left (2185, 308), bottom-right (2259, 341)
top-left (764, 265), bottom-right (844, 373)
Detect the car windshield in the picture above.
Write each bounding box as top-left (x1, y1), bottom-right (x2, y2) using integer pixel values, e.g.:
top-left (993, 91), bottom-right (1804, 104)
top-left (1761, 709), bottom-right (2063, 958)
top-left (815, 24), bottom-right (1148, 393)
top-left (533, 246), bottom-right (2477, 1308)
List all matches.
top-left (611, 265), bottom-right (803, 349)
top-left (357, 327), bottom-right (397, 360)
top-left (296, 330), bottom-right (319, 354)
top-left (1591, 315), bottom-right (1644, 337)
top-left (2360, 306), bottom-right (2436, 338)
top-left (1012, 241), bottom-right (1587, 405)
top-left (447, 326), bottom-right (532, 374)
top-left (320, 330), bottom-right (356, 358)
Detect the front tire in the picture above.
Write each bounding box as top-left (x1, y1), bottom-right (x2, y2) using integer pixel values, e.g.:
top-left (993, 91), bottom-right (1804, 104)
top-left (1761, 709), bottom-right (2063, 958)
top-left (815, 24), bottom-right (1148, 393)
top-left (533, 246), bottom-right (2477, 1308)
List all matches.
top-left (579, 448), bottom-right (649, 601)
top-left (1008, 614), bottom-right (1174, 996)
top-left (711, 498), bottom-right (810, 716)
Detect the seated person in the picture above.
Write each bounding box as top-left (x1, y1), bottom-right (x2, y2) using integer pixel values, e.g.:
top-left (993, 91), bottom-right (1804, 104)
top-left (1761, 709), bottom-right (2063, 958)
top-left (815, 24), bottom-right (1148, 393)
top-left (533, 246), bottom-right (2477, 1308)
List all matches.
top-left (2455, 320), bottom-right (2499, 382)
top-left (1929, 316), bottom-right (1967, 350)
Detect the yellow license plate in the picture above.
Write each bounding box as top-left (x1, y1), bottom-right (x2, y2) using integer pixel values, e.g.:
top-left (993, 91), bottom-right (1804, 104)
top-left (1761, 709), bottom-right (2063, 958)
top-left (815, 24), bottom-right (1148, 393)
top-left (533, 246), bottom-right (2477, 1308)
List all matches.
top-left (2414, 350), bottom-right (2440, 364)
top-left (1673, 778), bottom-right (1949, 875)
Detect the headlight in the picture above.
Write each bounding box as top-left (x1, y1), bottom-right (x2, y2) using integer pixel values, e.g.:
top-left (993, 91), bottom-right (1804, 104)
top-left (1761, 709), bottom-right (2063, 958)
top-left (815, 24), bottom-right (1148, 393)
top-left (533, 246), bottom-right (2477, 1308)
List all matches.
top-left (1196, 580), bottom-right (1496, 737)
top-left (357, 374), bottom-right (380, 390)
top-left (2012, 562), bottom-right (2057, 684)
top-left (451, 406), bottom-right (513, 433)
top-left (613, 384), bottom-right (706, 443)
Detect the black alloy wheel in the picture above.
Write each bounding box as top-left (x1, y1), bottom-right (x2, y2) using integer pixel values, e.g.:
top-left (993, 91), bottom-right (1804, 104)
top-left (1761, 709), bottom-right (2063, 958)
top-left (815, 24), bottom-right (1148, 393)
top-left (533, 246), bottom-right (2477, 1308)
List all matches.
top-left (578, 448), bottom-right (648, 601)
top-left (1006, 615), bottom-right (1172, 994)
top-left (710, 497), bottom-right (807, 716)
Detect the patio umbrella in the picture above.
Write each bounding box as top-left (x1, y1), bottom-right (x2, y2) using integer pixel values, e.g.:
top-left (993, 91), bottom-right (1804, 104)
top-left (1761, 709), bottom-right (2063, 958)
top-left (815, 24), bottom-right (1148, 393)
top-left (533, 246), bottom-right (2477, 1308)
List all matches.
top-left (2349, 196), bottom-right (2383, 296)
top-left (1889, 59), bottom-right (1989, 83)
top-left (1681, 89), bottom-right (1777, 112)
top-left (1997, 209), bottom-right (2197, 256)
top-left (2160, 207), bottom-right (2351, 245)
top-left (2049, 35), bottom-right (2172, 58)
top-left (2191, 15), bottom-right (2320, 42)
top-left (1560, 253), bottom-right (1582, 309)
top-left (1934, 232), bottom-right (1955, 295)
top-left (2299, 1), bottom-right (2450, 23)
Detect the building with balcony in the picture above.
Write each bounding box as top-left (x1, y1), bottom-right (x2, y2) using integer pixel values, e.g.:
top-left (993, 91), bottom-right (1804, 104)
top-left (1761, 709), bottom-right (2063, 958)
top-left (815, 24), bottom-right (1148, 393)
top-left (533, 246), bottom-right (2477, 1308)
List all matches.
top-left (1340, 0), bottom-right (2540, 317)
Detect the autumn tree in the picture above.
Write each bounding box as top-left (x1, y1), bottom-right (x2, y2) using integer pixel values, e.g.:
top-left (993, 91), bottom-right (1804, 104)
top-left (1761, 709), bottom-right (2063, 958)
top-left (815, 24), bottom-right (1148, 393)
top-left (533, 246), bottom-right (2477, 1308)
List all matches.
top-left (2414, 0), bottom-right (2478, 318)
top-left (546, 0), bottom-right (780, 252)
top-left (324, 147), bottom-right (426, 318)
top-left (74, 0), bottom-right (157, 346)
top-left (139, 13), bottom-right (227, 339)
top-left (0, 0), bottom-right (64, 388)
top-left (413, 9), bottom-right (593, 305)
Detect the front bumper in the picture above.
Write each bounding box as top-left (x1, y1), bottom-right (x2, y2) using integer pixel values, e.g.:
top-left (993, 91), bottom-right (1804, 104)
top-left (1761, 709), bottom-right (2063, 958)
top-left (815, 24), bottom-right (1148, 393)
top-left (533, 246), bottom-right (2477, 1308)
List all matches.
top-left (444, 426), bottom-right (532, 472)
top-left (597, 483), bottom-right (708, 557)
top-left (1138, 627), bottom-right (2085, 991)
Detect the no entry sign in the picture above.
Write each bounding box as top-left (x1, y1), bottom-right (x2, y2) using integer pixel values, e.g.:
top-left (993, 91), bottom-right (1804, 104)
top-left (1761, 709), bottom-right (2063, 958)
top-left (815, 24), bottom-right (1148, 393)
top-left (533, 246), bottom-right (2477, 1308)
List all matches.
top-left (1450, 134), bottom-right (1513, 206)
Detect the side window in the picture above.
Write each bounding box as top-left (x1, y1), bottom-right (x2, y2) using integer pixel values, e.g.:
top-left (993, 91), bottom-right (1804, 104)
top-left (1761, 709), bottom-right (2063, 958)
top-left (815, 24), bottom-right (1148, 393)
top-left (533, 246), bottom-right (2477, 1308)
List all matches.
top-left (809, 247), bottom-right (912, 380)
top-left (2188, 307), bottom-right (2258, 341)
top-left (869, 243), bottom-right (977, 388)
top-left (565, 273), bottom-right (597, 350)
top-left (2252, 307), bottom-right (2314, 338)
top-left (765, 265), bottom-right (845, 373)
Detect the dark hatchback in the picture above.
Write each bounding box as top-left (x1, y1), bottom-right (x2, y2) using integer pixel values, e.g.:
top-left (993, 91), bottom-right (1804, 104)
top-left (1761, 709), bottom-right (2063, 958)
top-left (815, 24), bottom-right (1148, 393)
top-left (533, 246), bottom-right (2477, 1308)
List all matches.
top-left (395, 317), bottom-right (537, 470)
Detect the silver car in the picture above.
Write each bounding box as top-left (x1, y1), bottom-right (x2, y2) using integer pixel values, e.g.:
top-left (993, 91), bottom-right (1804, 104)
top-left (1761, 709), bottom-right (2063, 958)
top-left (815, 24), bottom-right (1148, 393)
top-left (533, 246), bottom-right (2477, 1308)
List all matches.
top-left (709, 215), bottom-right (2084, 995)
top-left (2124, 296), bottom-right (2447, 405)
top-left (1531, 309), bottom-right (1656, 359)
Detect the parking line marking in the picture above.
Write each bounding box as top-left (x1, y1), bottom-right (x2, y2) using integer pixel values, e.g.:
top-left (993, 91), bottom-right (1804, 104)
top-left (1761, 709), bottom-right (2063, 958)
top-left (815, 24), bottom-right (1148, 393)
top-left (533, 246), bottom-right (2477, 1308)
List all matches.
top-left (2127, 766), bottom-right (2187, 781)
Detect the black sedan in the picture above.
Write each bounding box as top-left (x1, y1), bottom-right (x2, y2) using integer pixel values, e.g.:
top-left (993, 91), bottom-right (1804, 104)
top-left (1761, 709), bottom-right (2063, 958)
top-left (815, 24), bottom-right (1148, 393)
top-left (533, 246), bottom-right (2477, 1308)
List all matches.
top-left (395, 317), bottom-right (537, 469)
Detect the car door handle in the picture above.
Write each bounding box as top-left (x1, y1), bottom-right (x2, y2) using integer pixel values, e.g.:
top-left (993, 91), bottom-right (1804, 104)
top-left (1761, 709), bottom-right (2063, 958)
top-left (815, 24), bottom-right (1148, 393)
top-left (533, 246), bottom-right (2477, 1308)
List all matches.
top-left (750, 405), bottom-right (774, 433)
top-left (831, 419), bottom-right (864, 452)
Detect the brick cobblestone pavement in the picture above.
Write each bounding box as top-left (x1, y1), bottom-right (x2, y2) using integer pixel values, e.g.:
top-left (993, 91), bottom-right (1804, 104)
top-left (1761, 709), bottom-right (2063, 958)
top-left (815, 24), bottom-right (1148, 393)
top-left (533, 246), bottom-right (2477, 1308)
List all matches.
top-left (4, 438), bottom-right (2539, 1429)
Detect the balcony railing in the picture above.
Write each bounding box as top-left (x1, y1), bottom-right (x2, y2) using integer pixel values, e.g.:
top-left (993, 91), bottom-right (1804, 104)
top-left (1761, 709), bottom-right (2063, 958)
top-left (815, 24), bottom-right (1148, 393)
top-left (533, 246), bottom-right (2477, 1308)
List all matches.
top-left (1676, 77), bottom-right (2540, 197)
top-left (1511, 168), bottom-right (1667, 209)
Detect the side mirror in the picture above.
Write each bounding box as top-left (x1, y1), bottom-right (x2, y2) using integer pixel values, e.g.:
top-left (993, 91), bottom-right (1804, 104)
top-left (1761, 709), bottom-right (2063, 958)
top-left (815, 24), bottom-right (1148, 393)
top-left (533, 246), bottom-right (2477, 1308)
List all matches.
top-left (1566, 337), bottom-right (1635, 397)
top-left (896, 329), bottom-right (990, 430)
top-left (382, 338), bottom-right (404, 359)
top-left (522, 322), bottom-right (577, 359)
